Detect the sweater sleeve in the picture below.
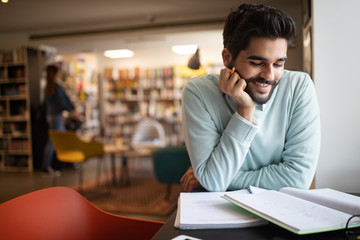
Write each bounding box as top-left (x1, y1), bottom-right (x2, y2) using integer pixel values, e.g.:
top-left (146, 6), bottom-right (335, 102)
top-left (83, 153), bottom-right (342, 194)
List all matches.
top-left (182, 80), bottom-right (259, 191)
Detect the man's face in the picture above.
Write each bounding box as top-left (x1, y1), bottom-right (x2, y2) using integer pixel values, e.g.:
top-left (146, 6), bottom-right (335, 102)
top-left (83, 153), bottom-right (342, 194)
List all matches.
top-left (232, 37), bottom-right (288, 104)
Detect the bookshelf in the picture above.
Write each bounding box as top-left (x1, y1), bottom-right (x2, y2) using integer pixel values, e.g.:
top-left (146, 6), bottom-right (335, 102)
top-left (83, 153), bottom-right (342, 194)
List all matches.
top-left (0, 48), bottom-right (33, 171)
top-left (102, 66), bottom-right (192, 146)
top-left (60, 53), bottom-right (100, 137)
top-left (0, 47), bottom-right (44, 172)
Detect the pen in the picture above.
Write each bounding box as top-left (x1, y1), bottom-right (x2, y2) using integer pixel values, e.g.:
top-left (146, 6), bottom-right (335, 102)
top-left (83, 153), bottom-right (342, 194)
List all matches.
top-left (230, 67), bottom-right (235, 76)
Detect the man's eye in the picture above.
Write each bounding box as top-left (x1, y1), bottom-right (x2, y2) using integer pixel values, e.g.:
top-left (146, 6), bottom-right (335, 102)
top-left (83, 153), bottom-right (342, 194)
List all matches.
top-left (274, 62), bottom-right (284, 67)
top-left (249, 62), bottom-right (262, 66)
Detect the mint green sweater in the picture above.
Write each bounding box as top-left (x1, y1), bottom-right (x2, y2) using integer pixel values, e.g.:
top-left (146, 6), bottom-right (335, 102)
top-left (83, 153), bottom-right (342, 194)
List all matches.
top-left (182, 70), bottom-right (321, 191)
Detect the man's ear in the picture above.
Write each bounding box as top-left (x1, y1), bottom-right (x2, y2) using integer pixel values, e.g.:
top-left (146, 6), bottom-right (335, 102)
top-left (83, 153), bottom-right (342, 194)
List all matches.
top-left (222, 48), bottom-right (232, 69)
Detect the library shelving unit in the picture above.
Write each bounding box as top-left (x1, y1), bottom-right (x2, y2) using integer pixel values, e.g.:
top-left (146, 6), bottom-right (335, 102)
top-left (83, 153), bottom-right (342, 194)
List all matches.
top-left (60, 53), bottom-right (100, 138)
top-left (0, 47), bottom-right (43, 172)
top-left (102, 65), bottom-right (192, 147)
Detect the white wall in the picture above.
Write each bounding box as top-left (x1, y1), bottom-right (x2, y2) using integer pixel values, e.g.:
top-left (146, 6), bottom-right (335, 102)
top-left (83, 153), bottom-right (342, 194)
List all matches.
top-left (313, 0), bottom-right (360, 192)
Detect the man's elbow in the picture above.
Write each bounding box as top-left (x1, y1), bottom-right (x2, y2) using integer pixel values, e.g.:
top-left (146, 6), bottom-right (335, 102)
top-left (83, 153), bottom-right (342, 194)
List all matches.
top-left (199, 179), bottom-right (228, 192)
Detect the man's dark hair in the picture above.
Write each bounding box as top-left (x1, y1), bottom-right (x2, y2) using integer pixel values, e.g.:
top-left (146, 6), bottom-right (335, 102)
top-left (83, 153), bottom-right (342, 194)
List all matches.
top-left (223, 3), bottom-right (296, 60)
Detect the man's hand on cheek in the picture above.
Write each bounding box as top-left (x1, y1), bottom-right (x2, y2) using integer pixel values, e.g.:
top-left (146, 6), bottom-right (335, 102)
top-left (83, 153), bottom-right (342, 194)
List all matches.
top-left (219, 67), bottom-right (256, 122)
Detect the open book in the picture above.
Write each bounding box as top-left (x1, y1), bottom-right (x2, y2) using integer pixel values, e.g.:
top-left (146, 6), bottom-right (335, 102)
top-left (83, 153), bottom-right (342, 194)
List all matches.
top-left (174, 190), bottom-right (267, 230)
top-left (223, 186), bottom-right (360, 235)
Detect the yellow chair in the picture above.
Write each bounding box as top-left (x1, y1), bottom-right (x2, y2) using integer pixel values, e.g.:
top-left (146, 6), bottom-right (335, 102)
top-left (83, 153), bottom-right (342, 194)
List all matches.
top-left (48, 130), bottom-right (105, 190)
top-left (0, 186), bottom-right (164, 240)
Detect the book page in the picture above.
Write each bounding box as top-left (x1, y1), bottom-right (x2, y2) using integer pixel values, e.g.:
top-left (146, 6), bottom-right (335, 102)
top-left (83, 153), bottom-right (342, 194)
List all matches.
top-left (280, 187), bottom-right (360, 215)
top-left (224, 190), bottom-right (353, 234)
top-left (178, 190), bottom-right (266, 229)
top-left (174, 197), bottom-right (181, 228)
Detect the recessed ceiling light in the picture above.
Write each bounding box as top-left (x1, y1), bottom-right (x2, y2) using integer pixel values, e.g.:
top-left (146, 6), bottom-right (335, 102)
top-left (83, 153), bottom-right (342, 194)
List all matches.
top-left (1, 0), bottom-right (9, 3)
top-left (171, 45), bottom-right (198, 55)
top-left (104, 49), bottom-right (134, 59)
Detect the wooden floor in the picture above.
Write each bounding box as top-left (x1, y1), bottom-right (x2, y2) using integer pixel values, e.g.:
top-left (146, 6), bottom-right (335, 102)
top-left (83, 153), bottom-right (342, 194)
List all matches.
top-left (0, 155), bottom-right (170, 222)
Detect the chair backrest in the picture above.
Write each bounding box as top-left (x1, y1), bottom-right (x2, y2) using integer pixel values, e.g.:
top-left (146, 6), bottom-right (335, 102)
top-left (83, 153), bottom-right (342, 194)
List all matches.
top-left (48, 130), bottom-right (81, 151)
top-left (48, 130), bottom-right (85, 162)
top-left (132, 118), bottom-right (166, 150)
top-left (152, 145), bottom-right (191, 184)
top-left (48, 130), bottom-right (105, 162)
top-left (0, 187), bottom-right (164, 240)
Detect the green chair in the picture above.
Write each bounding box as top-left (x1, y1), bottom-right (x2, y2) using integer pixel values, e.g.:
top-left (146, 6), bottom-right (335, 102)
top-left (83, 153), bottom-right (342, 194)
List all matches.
top-left (152, 145), bottom-right (191, 199)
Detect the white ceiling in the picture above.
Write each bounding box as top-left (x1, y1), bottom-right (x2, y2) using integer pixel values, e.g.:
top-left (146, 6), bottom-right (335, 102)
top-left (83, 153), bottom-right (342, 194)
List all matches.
top-left (1, 0), bottom-right (238, 33)
top-left (0, 0), bottom-right (295, 55)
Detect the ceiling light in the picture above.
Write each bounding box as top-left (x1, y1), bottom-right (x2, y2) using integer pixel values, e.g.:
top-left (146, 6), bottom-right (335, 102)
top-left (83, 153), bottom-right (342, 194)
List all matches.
top-left (1, 0), bottom-right (9, 3)
top-left (104, 49), bottom-right (134, 59)
top-left (171, 45), bottom-right (198, 55)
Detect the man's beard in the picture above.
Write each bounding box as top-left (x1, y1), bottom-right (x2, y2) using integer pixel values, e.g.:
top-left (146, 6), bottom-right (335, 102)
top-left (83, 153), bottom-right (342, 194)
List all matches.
top-left (244, 76), bottom-right (279, 105)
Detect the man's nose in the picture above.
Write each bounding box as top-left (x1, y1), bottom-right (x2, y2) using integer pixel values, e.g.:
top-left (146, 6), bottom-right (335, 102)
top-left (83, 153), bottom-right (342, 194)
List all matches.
top-left (261, 65), bottom-right (275, 80)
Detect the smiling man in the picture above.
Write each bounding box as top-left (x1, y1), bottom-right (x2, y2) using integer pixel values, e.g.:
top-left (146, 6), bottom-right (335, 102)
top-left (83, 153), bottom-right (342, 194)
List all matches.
top-left (180, 4), bottom-right (321, 192)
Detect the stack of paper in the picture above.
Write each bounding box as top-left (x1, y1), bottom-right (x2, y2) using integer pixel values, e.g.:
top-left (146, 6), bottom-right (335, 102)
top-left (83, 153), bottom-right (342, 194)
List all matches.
top-left (175, 189), bottom-right (267, 230)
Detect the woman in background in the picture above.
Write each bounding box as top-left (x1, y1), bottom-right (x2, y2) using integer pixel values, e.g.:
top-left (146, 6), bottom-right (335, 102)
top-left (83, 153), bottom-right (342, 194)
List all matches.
top-left (42, 64), bottom-right (81, 175)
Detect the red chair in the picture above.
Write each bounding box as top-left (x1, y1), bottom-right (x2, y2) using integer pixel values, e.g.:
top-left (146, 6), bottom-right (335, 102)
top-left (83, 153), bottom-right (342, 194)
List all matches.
top-left (0, 187), bottom-right (164, 240)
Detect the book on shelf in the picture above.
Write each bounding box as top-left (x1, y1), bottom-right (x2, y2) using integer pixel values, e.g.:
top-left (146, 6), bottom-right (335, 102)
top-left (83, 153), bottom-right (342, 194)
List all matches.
top-left (174, 189), bottom-right (267, 230)
top-left (222, 186), bottom-right (360, 235)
